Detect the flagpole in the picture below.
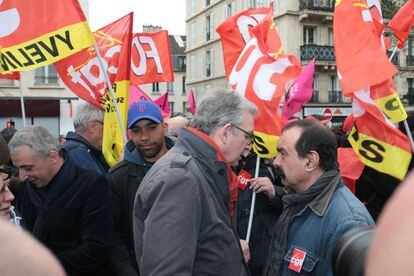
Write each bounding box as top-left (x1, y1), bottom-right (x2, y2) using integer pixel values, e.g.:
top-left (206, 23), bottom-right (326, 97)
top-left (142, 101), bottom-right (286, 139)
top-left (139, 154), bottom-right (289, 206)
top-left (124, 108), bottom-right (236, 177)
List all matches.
top-left (388, 46), bottom-right (414, 152)
top-left (246, 155), bottom-right (261, 243)
top-left (93, 44), bottom-right (128, 144)
top-left (18, 81), bottom-right (26, 128)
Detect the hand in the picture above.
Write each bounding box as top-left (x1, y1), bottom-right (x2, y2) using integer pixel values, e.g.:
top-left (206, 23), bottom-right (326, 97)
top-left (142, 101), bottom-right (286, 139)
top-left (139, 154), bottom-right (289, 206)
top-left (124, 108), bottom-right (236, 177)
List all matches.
top-left (240, 239), bottom-right (250, 263)
top-left (249, 177), bottom-right (276, 200)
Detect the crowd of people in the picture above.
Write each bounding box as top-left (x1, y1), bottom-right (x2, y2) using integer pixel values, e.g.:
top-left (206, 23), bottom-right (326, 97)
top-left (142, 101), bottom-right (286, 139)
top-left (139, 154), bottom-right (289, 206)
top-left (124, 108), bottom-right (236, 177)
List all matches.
top-left (0, 90), bottom-right (411, 275)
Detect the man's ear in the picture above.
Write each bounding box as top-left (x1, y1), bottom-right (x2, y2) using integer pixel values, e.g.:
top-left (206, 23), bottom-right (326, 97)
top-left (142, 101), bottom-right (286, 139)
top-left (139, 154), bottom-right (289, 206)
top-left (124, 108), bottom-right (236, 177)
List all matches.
top-left (162, 122), bottom-right (169, 135)
top-left (47, 150), bottom-right (60, 165)
top-left (305, 150), bottom-right (320, 172)
top-left (211, 123), bottom-right (232, 146)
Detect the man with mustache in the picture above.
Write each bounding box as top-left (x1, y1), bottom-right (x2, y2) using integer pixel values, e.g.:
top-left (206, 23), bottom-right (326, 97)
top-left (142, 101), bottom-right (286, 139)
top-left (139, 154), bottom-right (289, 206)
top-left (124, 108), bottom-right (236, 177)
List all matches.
top-left (263, 120), bottom-right (374, 276)
top-left (107, 101), bottom-right (174, 276)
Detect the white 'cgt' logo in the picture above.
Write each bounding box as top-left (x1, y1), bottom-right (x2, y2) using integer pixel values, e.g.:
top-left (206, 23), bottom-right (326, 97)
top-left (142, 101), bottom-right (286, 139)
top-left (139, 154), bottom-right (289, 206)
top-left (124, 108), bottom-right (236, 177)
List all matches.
top-left (0, 0), bottom-right (20, 38)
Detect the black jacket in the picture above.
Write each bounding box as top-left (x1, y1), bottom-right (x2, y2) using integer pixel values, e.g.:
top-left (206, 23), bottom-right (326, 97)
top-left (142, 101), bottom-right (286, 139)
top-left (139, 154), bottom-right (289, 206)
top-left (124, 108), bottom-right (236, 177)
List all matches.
top-left (17, 154), bottom-right (113, 276)
top-left (107, 138), bottom-right (174, 276)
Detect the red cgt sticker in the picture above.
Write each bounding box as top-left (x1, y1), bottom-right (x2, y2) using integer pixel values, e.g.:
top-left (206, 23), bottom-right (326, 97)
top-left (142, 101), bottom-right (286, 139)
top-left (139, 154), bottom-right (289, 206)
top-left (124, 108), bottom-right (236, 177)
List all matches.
top-left (237, 170), bottom-right (251, 190)
top-left (288, 248), bottom-right (307, 273)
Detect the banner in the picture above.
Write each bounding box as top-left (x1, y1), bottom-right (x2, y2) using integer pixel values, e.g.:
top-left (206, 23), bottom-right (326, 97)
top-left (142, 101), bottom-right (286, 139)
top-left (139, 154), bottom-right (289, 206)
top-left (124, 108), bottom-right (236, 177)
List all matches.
top-left (0, 0), bottom-right (94, 73)
top-left (0, 72), bottom-right (19, 80)
top-left (130, 30), bottom-right (174, 85)
top-left (216, 7), bottom-right (270, 77)
top-left (229, 8), bottom-right (301, 158)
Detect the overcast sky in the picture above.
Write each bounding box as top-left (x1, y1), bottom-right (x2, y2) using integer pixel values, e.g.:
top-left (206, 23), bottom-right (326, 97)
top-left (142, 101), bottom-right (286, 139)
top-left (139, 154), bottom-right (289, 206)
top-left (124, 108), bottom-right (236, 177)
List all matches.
top-left (88, 0), bottom-right (186, 35)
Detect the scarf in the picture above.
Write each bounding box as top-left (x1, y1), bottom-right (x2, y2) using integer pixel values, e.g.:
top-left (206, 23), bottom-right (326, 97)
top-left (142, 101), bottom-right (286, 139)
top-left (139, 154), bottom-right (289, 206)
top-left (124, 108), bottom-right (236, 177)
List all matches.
top-left (187, 127), bottom-right (238, 217)
top-left (263, 170), bottom-right (340, 275)
top-left (26, 155), bottom-right (75, 240)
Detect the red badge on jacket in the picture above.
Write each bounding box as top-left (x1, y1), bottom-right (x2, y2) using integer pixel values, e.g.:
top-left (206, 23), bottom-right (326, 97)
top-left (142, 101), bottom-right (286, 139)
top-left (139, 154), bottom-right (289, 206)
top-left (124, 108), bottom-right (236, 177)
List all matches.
top-left (288, 248), bottom-right (307, 273)
top-left (237, 170), bottom-right (251, 190)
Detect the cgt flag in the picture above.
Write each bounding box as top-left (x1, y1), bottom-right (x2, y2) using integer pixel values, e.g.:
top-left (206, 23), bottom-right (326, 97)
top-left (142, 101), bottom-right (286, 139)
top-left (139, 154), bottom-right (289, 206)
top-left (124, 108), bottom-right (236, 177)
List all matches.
top-left (229, 8), bottom-right (301, 158)
top-left (55, 13), bottom-right (133, 166)
top-left (0, 0), bottom-right (94, 74)
top-left (130, 30), bottom-right (174, 85)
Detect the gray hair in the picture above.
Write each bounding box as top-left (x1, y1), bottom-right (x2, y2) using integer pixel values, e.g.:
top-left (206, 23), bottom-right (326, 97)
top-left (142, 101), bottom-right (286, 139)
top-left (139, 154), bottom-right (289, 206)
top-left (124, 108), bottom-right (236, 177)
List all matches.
top-left (73, 102), bottom-right (104, 132)
top-left (8, 126), bottom-right (61, 158)
top-left (189, 90), bottom-right (258, 135)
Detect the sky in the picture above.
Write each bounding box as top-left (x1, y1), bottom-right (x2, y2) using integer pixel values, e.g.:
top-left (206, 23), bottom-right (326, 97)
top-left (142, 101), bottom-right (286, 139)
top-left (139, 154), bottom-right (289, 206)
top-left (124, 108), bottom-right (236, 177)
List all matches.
top-left (88, 0), bottom-right (186, 35)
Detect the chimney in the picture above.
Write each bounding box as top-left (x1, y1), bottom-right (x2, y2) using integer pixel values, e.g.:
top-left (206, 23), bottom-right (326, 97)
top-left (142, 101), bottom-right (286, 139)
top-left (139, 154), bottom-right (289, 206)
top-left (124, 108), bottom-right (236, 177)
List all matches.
top-left (142, 24), bottom-right (163, 33)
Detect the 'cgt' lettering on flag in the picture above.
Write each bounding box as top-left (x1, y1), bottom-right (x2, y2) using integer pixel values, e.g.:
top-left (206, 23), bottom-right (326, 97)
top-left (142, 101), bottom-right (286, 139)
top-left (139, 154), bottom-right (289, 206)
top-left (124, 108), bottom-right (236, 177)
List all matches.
top-left (0, 0), bottom-right (94, 73)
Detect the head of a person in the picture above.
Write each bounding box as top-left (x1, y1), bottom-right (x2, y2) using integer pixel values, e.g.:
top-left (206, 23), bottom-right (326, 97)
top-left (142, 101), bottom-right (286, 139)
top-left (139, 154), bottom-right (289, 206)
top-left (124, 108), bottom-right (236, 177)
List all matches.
top-left (128, 101), bottom-right (168, 162)
top-left (189, 91), bottom-right (258, 166)
top-left (0, 136), bottom-right (14, 220)
top-left (73, 102), bottom-right (104, 150)
top-left (9, 126), bottom-right (64, 189)
top-left (166, 115), bottom-right (189, 139)
top-left (0, 127), bottom-right (17, 144)
top-left (273, 120), bottom-right (338, 192)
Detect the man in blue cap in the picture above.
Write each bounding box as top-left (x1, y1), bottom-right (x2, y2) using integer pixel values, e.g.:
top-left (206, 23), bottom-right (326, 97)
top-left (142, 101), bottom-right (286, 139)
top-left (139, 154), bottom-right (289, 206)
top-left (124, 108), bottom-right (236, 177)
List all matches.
top-left (107, 101), bottom-right (174, 276)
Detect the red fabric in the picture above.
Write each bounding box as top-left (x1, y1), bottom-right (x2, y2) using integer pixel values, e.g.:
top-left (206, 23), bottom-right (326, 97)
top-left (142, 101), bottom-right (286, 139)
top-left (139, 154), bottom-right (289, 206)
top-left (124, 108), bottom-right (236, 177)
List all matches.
top-left (130, 30), bottom-right (174, 85)
top-left (338, 148), bottom-right (365, 194)
top-left (342, 113), bottom-right (354, 133)
top-left (54, 13), bottom-right (133, 108)
top-left (187, 127), bottom-right (238, 217)
top-left (388, 0), bottom-right (414, 49)
top-left (0, 72), bottom-right (19, 80)
top-left (188, 89), bottom-right (196, 115)
top-left (154, 92), bottom-right (171, 118)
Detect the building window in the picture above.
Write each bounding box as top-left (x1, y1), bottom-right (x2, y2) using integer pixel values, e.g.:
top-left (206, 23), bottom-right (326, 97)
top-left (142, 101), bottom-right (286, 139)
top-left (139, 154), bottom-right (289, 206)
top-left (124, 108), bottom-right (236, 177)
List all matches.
top-left (224, 1), bottom-right (236, 19)
top-left (310, 74), bottom-right (319, 103)
top-left (152, 82), bottom-right (159, 92)
top-left (190, 23), bottom-right (196, 48)
top-left (328, 28), bottom-right (334, 46)
top-left (244, 0), bottom-right (266, 9)
top-left (204, 14), bottom-right (214, 41)
top-left (182, 76), bottom-right (186, 94)
top-left (329, 75), bottom-right (342, 103)
top-left (167, 82), bottom-right (174, 93)
top-left (205, 0), bottom-right (211, 6)
top-left (169, 102), bottom-right (175, 114)
top-left (189, 0), bottom-right (196, 15)
top-left (35, 65), bottom-right (58, 85)
top-left (183, 101), bottom-right (188, 113)
top-left (204, 49), bottom-right (214, 77)
top-left (408, 39), bottom-right (414, 56)
top-left (303, 26), bottom-right (317, 45)
top-left (406, 78), bottom-right (414, 105)
top-left (190, 54), bottom-right (196, 81)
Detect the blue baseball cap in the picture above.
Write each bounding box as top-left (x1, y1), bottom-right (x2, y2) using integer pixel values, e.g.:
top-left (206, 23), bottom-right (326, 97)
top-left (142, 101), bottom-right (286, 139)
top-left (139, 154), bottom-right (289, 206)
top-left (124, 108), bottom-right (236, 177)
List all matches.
top-left (128, 101), bottom-right (163, 128)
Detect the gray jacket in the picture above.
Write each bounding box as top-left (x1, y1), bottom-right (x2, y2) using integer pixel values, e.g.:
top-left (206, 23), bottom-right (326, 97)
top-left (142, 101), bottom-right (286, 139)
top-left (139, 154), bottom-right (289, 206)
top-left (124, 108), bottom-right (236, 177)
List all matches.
top-left (133, 128), bottom-right (249, 276)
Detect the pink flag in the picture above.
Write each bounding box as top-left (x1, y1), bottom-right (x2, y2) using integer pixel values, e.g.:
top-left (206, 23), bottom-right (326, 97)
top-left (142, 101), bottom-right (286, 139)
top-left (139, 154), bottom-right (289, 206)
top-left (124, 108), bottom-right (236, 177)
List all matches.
top-left (128, 85), bottom-right (153, 109)
top-left (155, 92), bottom-right (171, 117)
top-left (188, 89), bottom-right (196, 115)
top-left (281, 57), bottom-right (316, 119)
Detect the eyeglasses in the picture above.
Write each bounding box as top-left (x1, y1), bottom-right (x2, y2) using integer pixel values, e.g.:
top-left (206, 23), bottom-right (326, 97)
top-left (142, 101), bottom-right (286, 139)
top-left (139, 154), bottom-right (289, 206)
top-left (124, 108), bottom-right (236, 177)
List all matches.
top-left (95, 120), bottom-right (104, 125)
top-left (0, 167), bottom-right (11, 181)
top-left (231, 124), bottom-right (255, 144)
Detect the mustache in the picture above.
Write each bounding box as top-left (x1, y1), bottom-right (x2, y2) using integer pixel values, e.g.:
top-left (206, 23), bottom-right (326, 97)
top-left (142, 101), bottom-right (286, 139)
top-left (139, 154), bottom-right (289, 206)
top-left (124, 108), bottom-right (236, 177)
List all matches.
top-left (274, 166), bottom-right (286, 179)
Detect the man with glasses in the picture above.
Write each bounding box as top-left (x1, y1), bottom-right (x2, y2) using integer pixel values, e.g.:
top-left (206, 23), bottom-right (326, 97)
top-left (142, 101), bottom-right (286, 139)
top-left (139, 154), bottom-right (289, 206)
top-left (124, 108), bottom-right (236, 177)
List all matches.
top-left (133, 91), bottom-right (258, 275)
top-left (64, 102), bottom-right (109, 175)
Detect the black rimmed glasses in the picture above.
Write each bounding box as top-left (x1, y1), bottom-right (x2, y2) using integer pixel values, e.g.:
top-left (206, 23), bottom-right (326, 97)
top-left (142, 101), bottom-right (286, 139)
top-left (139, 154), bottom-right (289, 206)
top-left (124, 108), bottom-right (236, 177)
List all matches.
top-left (231, 124), bottom-right (255, 144)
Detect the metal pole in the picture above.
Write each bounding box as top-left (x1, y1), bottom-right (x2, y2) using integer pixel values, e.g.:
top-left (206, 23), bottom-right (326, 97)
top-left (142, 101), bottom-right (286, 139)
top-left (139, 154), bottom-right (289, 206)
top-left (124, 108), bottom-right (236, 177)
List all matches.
top-left (18, 81), bottom-right (26, 127)
top-left (93, 44), bottom-right (127, 144)
top-left (246, 155), bottom-right (261, 243)
top-left (388, 46), bottom-right (398, 62)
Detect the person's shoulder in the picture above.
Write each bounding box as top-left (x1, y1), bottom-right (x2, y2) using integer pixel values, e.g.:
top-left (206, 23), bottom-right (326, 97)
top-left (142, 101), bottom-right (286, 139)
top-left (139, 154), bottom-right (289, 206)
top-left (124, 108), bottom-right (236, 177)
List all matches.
top-left (107, 159), bottom-right (130, 175)
top-left (74, 166), bottom-right (108, 187)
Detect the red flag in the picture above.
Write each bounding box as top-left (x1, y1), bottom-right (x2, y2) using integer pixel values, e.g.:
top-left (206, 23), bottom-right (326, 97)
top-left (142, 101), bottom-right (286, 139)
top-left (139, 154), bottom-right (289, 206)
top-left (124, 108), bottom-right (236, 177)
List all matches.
top-left (216, 7), bottom-right (270, 78)
top-left (55, 13), bottom-right (133, 108)
top-left (334, 0), bottom-right (397, 95)
top-left (0, 0), bottom-right (94, 73)
top-left (282, 57), bottom-right (316, 119)
top-left (128, 85), bottom-right (153, 108)
top-left (229, 8), bottom-right (301, 158)
top-left (130, 30), bottom-right (174, 85)
top-left (388, 0), bottom-right (414, 49)
top-left (0, 72), bottom-right (19, 80)
top-left (154, 92), bottom-right (171, 117)
top-left (338, 147), bottom-right (365, 194)
top-left (188, 89), bottom-right (196, 115)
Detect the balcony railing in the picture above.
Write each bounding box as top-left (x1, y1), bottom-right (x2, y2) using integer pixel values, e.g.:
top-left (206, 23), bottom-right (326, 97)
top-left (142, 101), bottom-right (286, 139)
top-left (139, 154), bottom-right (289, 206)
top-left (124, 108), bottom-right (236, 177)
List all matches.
top-left (407, 55), bottom-right (414, 66)
top-left (299, 0), bottom-right (335, 12)
top-left (329, 90), bottom-right (343, 103)
top-left (300, 45), bottom-right (335, 61)
top-left (387, 51), bottom-right (399, 66)
top-left (309, 90), bottom-right (319, 103)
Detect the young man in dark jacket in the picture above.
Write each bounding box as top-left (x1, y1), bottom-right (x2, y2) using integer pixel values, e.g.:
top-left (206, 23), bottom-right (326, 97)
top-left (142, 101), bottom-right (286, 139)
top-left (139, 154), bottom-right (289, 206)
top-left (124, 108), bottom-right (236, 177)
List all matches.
top-left (107, 101), bottom-right (173, 276)
top-left (9, 126), bottom-right (113, 276)
top-left (64, 102), bottom-right (109, 175)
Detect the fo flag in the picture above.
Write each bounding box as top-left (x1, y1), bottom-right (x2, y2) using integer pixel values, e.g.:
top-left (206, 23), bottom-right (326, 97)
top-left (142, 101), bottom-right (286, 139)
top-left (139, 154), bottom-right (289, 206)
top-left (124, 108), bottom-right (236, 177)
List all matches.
top-left (216, 7), bottom-right (270, 78)
top-left (388, 0), bottom-right (414, 49)
top-left (229, 8), bottom-right (301, 158)
top-left (130, 30), bottom-right (174, 85)
top-left (0, 0), bottom-right (94, 74)
top-left (0, 72), bottom-right (19, 80)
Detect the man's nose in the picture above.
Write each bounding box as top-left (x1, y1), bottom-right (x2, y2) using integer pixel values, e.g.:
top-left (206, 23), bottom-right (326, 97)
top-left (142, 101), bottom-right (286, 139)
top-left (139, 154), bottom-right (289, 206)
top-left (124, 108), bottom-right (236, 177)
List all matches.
top-left (273, 154), bottom-right (281, 167)
top-left (19, 170), bottom-right (28, 182)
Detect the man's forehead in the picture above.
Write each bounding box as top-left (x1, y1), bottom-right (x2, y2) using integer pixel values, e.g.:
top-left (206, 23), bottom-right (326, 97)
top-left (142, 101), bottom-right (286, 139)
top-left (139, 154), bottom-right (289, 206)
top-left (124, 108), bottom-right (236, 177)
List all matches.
top-left (280, 127), bottom-right (302, 147)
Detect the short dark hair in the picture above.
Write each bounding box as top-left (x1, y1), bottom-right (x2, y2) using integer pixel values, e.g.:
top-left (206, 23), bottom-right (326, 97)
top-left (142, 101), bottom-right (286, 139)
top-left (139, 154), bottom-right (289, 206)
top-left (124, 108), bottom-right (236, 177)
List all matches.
top-left (283, 120), bottom-right (338, 171)
top-left (0, 135), bottom-right (10, 166)
top-left (0, 127), bottom-right (17, 144)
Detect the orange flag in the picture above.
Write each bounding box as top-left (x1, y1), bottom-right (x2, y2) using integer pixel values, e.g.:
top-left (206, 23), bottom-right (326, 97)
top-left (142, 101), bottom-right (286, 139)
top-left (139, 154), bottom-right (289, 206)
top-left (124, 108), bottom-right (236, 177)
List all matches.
top-left (0, 0), bottom-right (94, 73)
top-left (334, 0), bottom-right (397, 95)
top-left (338, 147), bottom-right (365, 194)
top-left (130, 30), bottom-right (174, 85)
top-left (229, 8), bottom-right (301, 158)
top-left (388, 0), bottom-right (414, 49)
top-left (216, 7), bottom-right (270, 78)
top-left (55, 13), bottom-right (133, 108)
